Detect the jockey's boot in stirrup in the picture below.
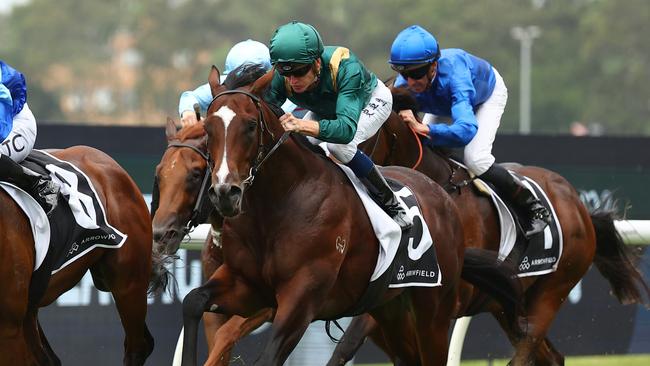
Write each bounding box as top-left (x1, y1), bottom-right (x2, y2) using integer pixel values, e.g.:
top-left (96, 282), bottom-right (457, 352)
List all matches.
top-left (479, 163), bottom-right (550, 238)
top-left (0, 154), bottom-right (59, 215)
top-left (363, 165), bottom-right (413, 230)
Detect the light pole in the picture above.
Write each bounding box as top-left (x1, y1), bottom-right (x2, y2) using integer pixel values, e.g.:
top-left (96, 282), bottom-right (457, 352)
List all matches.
top-left (511, 26), bottom-right (541, 135)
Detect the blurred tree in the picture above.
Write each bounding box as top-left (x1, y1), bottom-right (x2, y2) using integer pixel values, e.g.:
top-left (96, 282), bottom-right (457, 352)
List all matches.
top-left (578, 0), bottom-right (650, 134)
top-left (0, 0), bottom-right (646, 134)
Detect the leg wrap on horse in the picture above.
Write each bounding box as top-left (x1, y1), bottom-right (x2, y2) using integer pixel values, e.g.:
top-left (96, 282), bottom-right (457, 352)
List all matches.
top-left (480, 164), bottom-right (550, 238)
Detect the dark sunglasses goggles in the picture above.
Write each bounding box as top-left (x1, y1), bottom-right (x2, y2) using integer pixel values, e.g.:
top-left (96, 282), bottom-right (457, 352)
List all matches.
top-left (391, 63), bottom-right (432, 80)
top-left (276, 63), bottom-right (312, 77)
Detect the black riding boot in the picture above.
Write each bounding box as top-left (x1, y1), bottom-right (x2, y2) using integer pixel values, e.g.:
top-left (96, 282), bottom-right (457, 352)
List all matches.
top-left (363, 165), bottom-right (413, 230)
top-left (480, 164), bottom-right (550, 238)
top-left (0, 154), bottom-right (59, 215)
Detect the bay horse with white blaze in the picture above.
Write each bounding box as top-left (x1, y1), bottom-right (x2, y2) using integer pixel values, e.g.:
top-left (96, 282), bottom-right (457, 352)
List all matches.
top-left (0, 146), bottom-right (170, 366)
top-left (152, 76), bottom-right (266, 365)
top-left (178, 65), bottom-right (522, 366)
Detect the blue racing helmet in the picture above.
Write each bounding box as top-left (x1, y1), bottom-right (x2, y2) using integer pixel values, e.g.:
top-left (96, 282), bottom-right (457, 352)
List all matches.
top-left (389, 25), bottom-right (440, 66)
top-left (224, 39), bottom-right (272, 75)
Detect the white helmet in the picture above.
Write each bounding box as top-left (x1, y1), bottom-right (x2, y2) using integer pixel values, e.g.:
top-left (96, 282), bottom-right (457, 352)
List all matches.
top-left (223, 39), bottom-right (272, 75)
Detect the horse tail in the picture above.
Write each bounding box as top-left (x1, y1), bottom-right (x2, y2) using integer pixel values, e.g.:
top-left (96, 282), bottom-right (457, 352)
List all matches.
top-left (148, 249), bottom-right (175, 296)
top-left (460, 248), bottom-right (525, 333)
top-left (589, 199), bottom-right (650, 306)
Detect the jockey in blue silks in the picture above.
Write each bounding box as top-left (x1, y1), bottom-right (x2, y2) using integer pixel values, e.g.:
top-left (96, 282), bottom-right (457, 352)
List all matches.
top-left (389, 25), bottom-right (550, 238)
top-left (0, 60), bottom-right (59, 214)
top-left (177, 39), bottom-right (297, 127)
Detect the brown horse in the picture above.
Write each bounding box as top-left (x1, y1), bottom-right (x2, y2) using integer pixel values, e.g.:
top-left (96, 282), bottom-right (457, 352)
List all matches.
top-left (325, 88), bottom-right (650, 366)
top-left (152, 118), bottom-right (261, 365)
top-left (177, 65), bottom-right (522, 366)
top-left (0, 146), bottom-right (170, 366)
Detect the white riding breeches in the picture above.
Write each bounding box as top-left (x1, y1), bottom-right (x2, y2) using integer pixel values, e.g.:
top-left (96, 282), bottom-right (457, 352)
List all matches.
top-left (304, 80), bottom-right (393, 163)
top-left (463, 67), bottom-right (508, 176)
top-left (1, 103), bottom-right (37, 163)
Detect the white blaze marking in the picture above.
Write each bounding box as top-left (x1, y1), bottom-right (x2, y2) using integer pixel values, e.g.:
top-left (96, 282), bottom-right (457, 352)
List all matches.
top-left (214, 106), bottom-right (236, 182)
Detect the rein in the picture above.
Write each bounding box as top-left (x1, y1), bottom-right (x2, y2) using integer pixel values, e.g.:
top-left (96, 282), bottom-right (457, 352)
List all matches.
top-left (165, 142), bottom-right (213, 233)
top-left (406, 124), bottom-right (425, 170)
top-left (208, 89), bottom-right (291, 190)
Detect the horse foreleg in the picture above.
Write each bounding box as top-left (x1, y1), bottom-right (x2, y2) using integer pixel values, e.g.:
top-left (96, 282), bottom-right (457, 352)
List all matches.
top-left (326, 314), bottom-right (378, 366)
top-left (112, 284), bottom-right (154, 366)
top-left (182, 265), bottom-right (262, 366)
top-left (254, 275), bottom-right (337, 366)
top-left (22, 309), bottom-right (61, 366)
top-left (103, 250), bottom-right (154, 365)
top-left (37, 319), bottom-right (61, 366)
top-left (204, 309), bottom-right (275, 366)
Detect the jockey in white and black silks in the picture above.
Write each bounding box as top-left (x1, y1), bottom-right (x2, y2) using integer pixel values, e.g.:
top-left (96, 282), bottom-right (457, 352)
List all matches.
top-left (0, 60), bottom-right (59, 214)
top-left (389, 25), bottom-right (550, 238)
top-left (264, 21), bottom-right (412, 230)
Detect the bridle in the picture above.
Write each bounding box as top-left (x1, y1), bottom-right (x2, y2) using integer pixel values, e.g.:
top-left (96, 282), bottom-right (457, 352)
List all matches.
top-left (207, 89), bottom-right (291, 190)
top-left (164, 141), bottom-right (213, 234)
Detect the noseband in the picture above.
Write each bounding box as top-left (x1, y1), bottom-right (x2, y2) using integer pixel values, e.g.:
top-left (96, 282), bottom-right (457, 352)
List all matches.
top-left (207, 89), bottom-right (291, 189)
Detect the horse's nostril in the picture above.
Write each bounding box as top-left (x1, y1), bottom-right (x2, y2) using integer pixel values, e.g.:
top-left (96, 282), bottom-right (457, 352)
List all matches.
top-left (208, 185), bottom-right (219, 205)
top-left (152, 228), bottom-right (165, 242)
top-left (217, 184), bottom-right (231, 196)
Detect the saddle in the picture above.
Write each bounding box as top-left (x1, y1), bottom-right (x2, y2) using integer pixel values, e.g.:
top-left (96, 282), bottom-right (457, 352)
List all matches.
top-left (440, 157), bottom-right (563, 277)
top-left (7, 150), bottom-right (127, 305)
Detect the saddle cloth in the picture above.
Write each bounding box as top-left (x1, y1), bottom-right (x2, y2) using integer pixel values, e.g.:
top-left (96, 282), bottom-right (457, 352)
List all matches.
top-left (336, 164), bottom-right (440, 287)
top-left (474, 170), bottom-right (563, 277)
top-left (0, 149), bottom-right (127, 303)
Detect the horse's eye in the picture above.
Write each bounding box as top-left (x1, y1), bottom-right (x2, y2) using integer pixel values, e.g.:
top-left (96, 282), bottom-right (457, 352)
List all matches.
top-left (247, 121), bottom-right (257, 133)
top-left (191, 168), bottom-right (203, 182)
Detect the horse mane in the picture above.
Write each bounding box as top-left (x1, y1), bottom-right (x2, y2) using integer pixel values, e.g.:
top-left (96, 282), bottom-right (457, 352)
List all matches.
top-left (176, 121), bottom-right (206, 141)
top-left (222, 63), bottom-right (286, 119)
top-left (390, 85), bottom-right (420, 115)
top-left (223, 63), bottom-right (269, 90)
top-left (291, 134), bottom-right (328, 158)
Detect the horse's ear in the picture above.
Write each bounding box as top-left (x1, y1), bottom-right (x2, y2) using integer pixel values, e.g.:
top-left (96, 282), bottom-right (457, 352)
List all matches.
top-left (166, 117), bottom-right (178, 140)
top-left (249, 69), bottom-right (274, 97)
top-left (208, 65), bottom-right (222, 97)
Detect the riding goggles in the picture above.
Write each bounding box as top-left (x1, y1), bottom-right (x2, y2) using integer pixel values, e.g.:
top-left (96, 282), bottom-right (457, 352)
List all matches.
top-left (276, 62), bottom-right (312, 77)
top-left (391, 63), bottom-right (431, 80)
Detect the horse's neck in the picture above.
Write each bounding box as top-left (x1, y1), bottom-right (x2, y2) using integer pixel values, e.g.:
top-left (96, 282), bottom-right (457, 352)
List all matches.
top-left (386, 116), bottom-right (454, 183)
top-left (421, 149), bottom-right (458, 184)
top-left (248, 138), bottom-right (325, 206)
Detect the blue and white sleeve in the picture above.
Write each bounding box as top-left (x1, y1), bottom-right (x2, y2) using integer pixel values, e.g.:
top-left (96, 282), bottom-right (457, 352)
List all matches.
top-left (427, 62), bottom-right (478, 147)
top-left (178, 83), bottom-right (214, 117)
top-left (0, 84), bottom-right (13, 141)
